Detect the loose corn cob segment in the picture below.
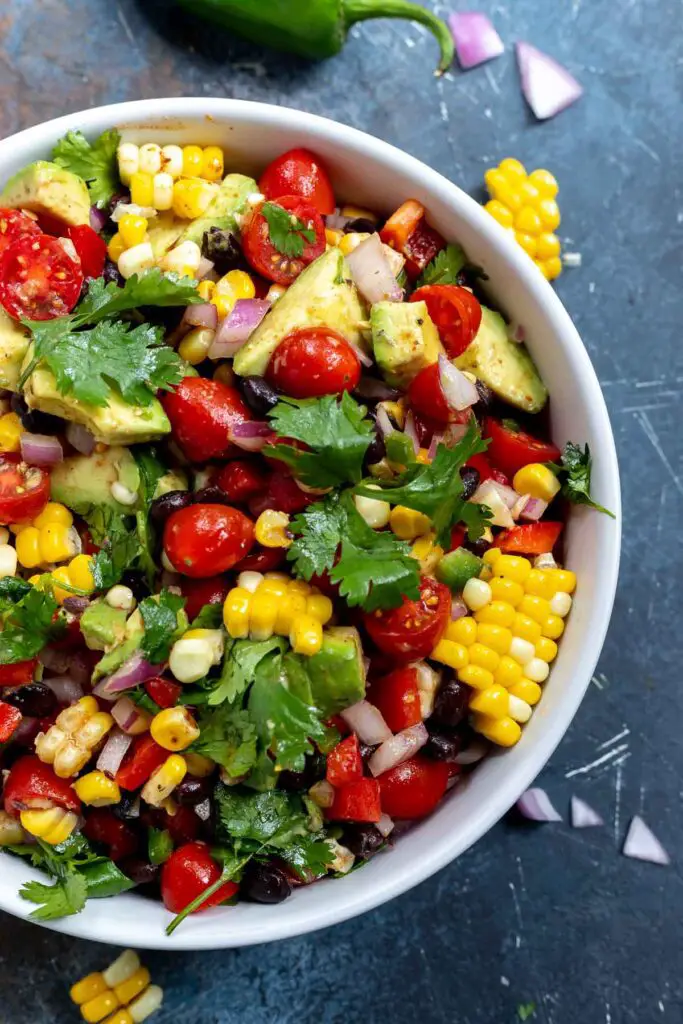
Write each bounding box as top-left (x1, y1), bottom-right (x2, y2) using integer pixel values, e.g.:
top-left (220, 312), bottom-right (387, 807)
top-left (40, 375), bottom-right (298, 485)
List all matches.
top-left (140, 754), bottom-right (187, 806)
top-left (222, 576), bottom-right (332, 655)
top-left (72, 950), bottom-right (162, 1024)
top-left (430, 553), bottom-right (576, 746)
top-left (34, 696), bottom-right (113, 777)
top-left (484, 160), bottom-right (562, 281)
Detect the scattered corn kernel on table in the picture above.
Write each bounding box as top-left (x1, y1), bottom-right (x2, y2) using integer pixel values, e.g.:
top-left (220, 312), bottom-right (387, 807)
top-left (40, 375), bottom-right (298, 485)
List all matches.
top-left (1, 0), bottom-right (682, 1021)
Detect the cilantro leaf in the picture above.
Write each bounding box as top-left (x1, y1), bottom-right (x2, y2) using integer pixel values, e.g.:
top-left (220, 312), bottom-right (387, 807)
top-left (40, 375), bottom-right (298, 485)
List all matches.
top-left (517, 1003), bottom-right (536, 1021)
top-left (554, 442), bottom-right (615, 518)
top-left (75, 270), bottom-right (202, 324)
top-left (417, 243), bottom-right (467, 286)
top-left (90, 511), bottom-right (143, 591)
top-left (20, 870), bottom-right (88, 921)
top-left (139, 589), bottom-right (187, 663)
top-left (133, 446), bottom-right (170, 587)
top-left (52, 128), bottom-right (120, 208)
top-left (355, 420), bottom-right (491, 546)
top-left (191, 704), bottom-right (258, 778)
top-left (190, 604), bottom-right (224, 630)
top-left (265, 392), bottom-right (375, 488)
top-left (261, 201), bottom-right (316, 258)
top-left (207, 637), bottom-right (287, 707)
top-left (0, 577), bottom-right (31, 604)
top-left (0, 586), bottom-right (64, 665)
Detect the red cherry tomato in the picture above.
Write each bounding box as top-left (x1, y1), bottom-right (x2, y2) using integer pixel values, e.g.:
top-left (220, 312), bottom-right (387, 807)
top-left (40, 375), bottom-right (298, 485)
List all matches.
top-left (378, 755), bottom-right (450, 820)
top-left (66, 224), bottom-right (107, 279)
top-left (259, 148), bottom-right (335, 215)
top-left (116, 735), bottom-right (168, 791)
top-left (483, 417), bottom-right (562, 479)
top-left (326, 734), bottom-right (363, 788)
top-left (248, 471), bottom-right (316, 517)
top-left (0, 659), bottom-right (38, 688)
top-left (0, 234), bottom-right (83, 321)
top-left (3, 755), bottom-right (81, 815)
top-left (379, 201), bottom-right (446, 280)
top-left (466, 453), bottom-right (494, 484)
top-left (179, 575), bottom-right (230, 622)
top-left (144, 676), bottom-right (183, 710)
top-left (242, 196), bottom-right (325, 285)
top-left (494, 522), bottom-right (564, 555)
top-left (0, 208), bottom-right (41, 259)
top-left (266, 326), bottom-right (361, 398)
top-left (161, 842), bottom-right (238, 915)
top-left (327, 777), bottom-right (381, 823)
top-left (164, 504), bottom-right (254, 578)
top-left (233, 544), bottom-right (286, 574)
top-left (161, 377), bottom-right (253, 463)
top-left (408, 362), bottom-right (451, 424)
top-left (363, 578), bottom-right (451, 663)
top-left (0, 453), bottom-right (51, 524)
top-left (83, 809), bottom-right (138, 861)
top-left (370, 666), bottom-right (422, 733)
top-left (162, 804), bottom-right (200, 845)
top-left (410, 285), bottom-right (482, 358)
top-left (214, 461), bottom-right (268, 505)
top-left (0, 700), bottom-right (22, 742)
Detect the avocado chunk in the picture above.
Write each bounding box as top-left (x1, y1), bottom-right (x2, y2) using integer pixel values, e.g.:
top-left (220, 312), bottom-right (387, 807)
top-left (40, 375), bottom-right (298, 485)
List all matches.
top-left (80, 600), bottom-right (128, 652)
top-left (178, 173), bottom-right (258, 247)
top-left (371, 300), bottom-right (443, 388)
top-left (51, 446), bottom-right (141, 516)
top-left (455, 307), bottom-right (547, 414)
top-left (234, 248), bottom-right (368, 377)
top-left (153, 469), bottom-right (189, 499)
top-left (23, 359), bottom-right (171, 446)
top-left (0, 309), bottom-right (30, 392)
top-left (436, 548), bottom-right (483, 593)
top-left (304, 626), bottom-right (367, 717)
top-left (147, 211), bottom-right (186, 259)
top-left (0, 161), bottom-right (91, 227)
top-left (92, 609), bottom-right (144, 682)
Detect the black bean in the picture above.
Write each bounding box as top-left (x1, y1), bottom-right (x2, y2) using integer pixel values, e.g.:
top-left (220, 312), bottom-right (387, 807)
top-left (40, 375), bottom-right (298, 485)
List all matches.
top-left (279, 752), bottom-right (326, 791)
top-left (342, 824), bottom-right (385, 859)
top-left (242, 862), bottom-right (292, 904)
top-left (175, 777), bottom-right (212, 806)
top-left (2, 683), bottom-right (56, 718)
top-left (201, 227), bottom-right (242, 272)
top-left (345, 217), bottom-right (377, 234)
top-left (238, 376), bottom-right (280, 417)
top-left (460, 465), bottom-right (480, 500)
top-left (431, 679), bottom-right (471, 729)
top-left (424, 729), bottom-right (463, 762)
top-left (62, 596), bottom-right (90, 616)
top-left (10, 393), bottom-right (64, 436)
top-left (277, 769), bottom-right (308, 792)
top-left (119, 858), bottom-right (160, 886)
top-left (113, 791), bottom-right (142, 822)
top-left (149, 490), bottom-right (192, 527)
top-left (120, 571), bottom-right (153, 603)
top-left (464, 537), bottom-right (490, 558)
top-left (192, 486), bottom-right (233, 506)
top-left (364, 429), bottom-right (386, 469)
top-left (102, 258), bottom-right (125, 287)
top-left (475, 379), bottom-right (494, 409)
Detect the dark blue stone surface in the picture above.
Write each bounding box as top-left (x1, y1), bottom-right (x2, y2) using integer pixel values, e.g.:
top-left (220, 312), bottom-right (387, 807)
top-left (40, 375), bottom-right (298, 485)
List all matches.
top-left (1, 1), bottom-right (682, 1020)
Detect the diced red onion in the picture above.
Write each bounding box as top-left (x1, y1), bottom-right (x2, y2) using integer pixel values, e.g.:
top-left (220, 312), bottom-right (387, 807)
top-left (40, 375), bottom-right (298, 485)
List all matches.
top-left (376, 813), bottom-right (395, 838)
top-left (197, 256), bottom-right (215, 280)
top-left (438, 355), bottom-right (479, 412)
top-left (195, 799), bottom-right (212, 821)
top-left (93, 652), bottom-right (162, 698)
top-left (66, 421), bottom-right (96, 455)
top-left (428, 431), bottom-right (445, 461)
top-left (181, 302), bottom-right (218, 331)
top-left (227, 420), bottom-right (274, 453)
top-left (44, 675), bottom-right (84, 706)
top-left (208, 299), bottom-right (271, 359)
top-left (449, 12), bottom-right (504, 69)
top-left (346, 233), bottom-right (403, 305)
top-left (375, 405), bottom-right (395, 440)
top-left (472, 480), bottom-right (516, 528)
top-left (570, 796), bottom-right (604, 829)
top-left (346, 339), bottom-right (373, 369)
top-left (355, 377), bottom-right (401, 402)
top-left (68, 652), bottom-right (94, 686)
top-left (516, 787), bottom-right (562, 822)
top-left (443, 421), bottom-right (469, 447)
top-left (39, 647), bottom-right (72, 674)
top-left (454, 738), bottom-right (489, 765)
top-left (519, 496), bottom-right (548, 522)
top-left (450, 597), bottom-right (467, 621)
top-left (96, 728), bottom-right (133, 778)
top-left (516, 41), bottom-right (583, 121)
top-left (340, 700), bottom-right (392, 746)
top-left (20, 433), bottom-right (63, 467)
top-left (622, 815), bottom-right (670, 865)
top-left (403, 411), bottom-right (419, 454)
top-left (325, 209), bottom-right (356, 232)
top-left (369, 722), bottom-right (428, 777)
top-left (89, 205), bottom-right (109, 232)
top-left (111, 696), bottom-right (151, 735)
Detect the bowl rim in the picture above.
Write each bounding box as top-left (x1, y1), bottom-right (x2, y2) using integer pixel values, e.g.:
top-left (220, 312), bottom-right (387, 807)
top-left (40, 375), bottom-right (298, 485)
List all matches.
top-left (0, 97), bottom-right (621, 950)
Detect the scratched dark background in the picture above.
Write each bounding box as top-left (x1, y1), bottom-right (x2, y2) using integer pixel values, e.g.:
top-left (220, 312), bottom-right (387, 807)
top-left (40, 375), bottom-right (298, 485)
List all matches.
top-left (1, 0), bottom-right (682, 1021)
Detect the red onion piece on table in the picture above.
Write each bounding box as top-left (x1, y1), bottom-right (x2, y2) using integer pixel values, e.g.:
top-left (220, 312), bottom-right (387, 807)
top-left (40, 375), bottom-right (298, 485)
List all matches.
top-left (376, 813), bottom-right (395, 838)
top-left (516, 41), bottom-right (583, 121)
top-left (20, 433), bottom-right (63, 467)
top-left (340, 700), bottom-right (392, 746)
top-left (89, 206), bottom-right (109, 232)
top-left (93, 652), bottom-right (162, 698)
top-left (228, 420), bottom-right (274, 453)
top-left (438, 355), bottom-right (479, 412)
top-left (622, 816), bottom-right (670, 865)
top-left (44, 676), bottom-right (84, 706)
top-left (208, 299), bottom-right (271, 358)
top-left (403, 411), bottom-right (419, 454)
top-left (369, 722), bottom-right (428, 777)
top-left (96, 728), bottom-right (133, 778)
top-left (182, 302), bottom-right (218, 331)
top-left (112, 696), bottom-right (151, 735)
top-left (570, 796), bottom-right (604, 829)
top-left (346, 233), bottom-right (403, 305)
top-left (516, 787), bottom-right (562, 822)
top-left (65, 421), bottom-right (96, 456)
top-left (449, 12), bottom-right (504, 69)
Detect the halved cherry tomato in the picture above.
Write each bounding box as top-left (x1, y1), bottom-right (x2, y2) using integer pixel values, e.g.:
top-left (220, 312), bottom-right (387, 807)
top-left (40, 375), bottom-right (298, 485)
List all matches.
top-left (0, 454), bottom-right (50, 524)
top-left (483, 417), bottom-right (562, 479)
top-left (214, 461), bottom-right (268, 505)
top-left (380, 201), bottom-right (446, 280)
top-left (83, 809), bottom-right (138, 861)
top-left (0, 659), bottom-right (38, 688)
top-left (259, 148), bottom-right (335, 216)
top-left (378, 755), bottom-right (449, 820)
top-left (161, 842), bottom-right (238, 915)
top-left (179, 576), bottom-right (230, 622)
top-left (0, 700), bottom-right (22, 742)
top-left (0, 208), bottom-right (40, 258)
top-left (408, 362), bottom-right (451, 423)
top-left (66, 224), bottom-right (107, 279)
top-left (3, 754), bottom-right (81, 815)
top-left (267, 326), bottom-right (361, 399)
top-left (242, 196), bottom-right (325, 285)
top-left (494, 522), bottom-right (563, 555)
top-left (326, 734), bottom-right (363, 788)
top-left (370, 666), bottom-right (422, 733)
top-left (164, 504), bottom-right (254, 578)
top-left (363, 578), bottom-right (451, 663)
top-left (116, 735), bottom-right (168, 791)
top-left (144, 676), bottom-right (183, 710)
top-left (161, 377), bottom-right (253, 463)
top-left (233, 545), bottom-right (286, 574)
top-left (410, 285), bottom-right (482, 358)
top-left (0, 234), bottom-right (83, 321)
top-left (327, 777), bottom-right (381, 823)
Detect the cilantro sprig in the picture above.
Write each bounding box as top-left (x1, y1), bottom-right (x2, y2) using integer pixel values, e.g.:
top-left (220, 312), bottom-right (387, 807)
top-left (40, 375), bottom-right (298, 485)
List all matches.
top-left (139, 589), bottom-right (187, 663)
top-left (52, 128), bottom-right (120, 208)
top-left (0, 584), bottom-right (64, 665)
top-left (261, 201), bottom-right (316, 258)
top-left (417, 242), bottom-right (486, 288)
top-left (549, 442), bottom-right (615, 518)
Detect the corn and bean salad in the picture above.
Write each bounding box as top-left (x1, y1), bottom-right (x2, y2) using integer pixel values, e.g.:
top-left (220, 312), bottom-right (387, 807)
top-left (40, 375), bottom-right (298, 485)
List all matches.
top-left (0, 128), bottom-right (608, 933)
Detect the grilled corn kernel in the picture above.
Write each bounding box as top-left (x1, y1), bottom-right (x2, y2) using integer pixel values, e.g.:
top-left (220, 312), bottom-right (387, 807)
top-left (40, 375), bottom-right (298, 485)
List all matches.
top-left (509, 678), bottom-right (542, 706)
top-left (475, 623), bottom-right (512, 655)
top-left (513, 464), bottom-right (561, 503)
top-left (74, 771), bottom-right (122, 807)
top-left (493, 655), bottom-right (523, 689)
top-left (468, 642), bottom-right (500, 673)
top-left (118, 213), bottom-right (148, 249)
top-left (152, 171), bottom-right (174, 211)
top-left (550, 591), bottom-right (572, 617)
top-left (469, 684), bottom-right (510, 719)
top-left (118, 242), bottom-right (155, 280)
top-left (163, 239), bottom-right (202, 277)
top-left (512, 612), bottom-right (542, 644)
top-left (462, 577), bottom-right (492, 612)
top-left (128, 984), bottom-right (163, 1022)
top-left (444, 616), bottom-right (478, 646)
top-left (52, 743), bottom-right (90, 780)
top-left (141, 755), bottom-right (187, 806)
top-left (535, 636), bottom-right (558, 662)
top-left (200, 146), bottom-right (224, 181)
top-left (0, 412), bottom-right (22, 452)
top-left (525, 657), bottom-right (550, 683)
top-left (160, 144), bottom-right (183, 178)
top-left (130, 172), bottom-right (154, 208)
top-left (138, 143), bottom-right (162, 176)
top-left (431, 639), bottom-right (469, 671)
top-left (255, 509), bottom-right (291, 548)
top-left (306, 593), bottom-right (333, 625)
top-left (389, 505), bottom-right (431, 541)
top-left (474, 601), bottom-right (515, 628)
top-left (117, 143), bottom-right (140, 186)
top-left (354, 493), bottom-right (391, 529)
top-left (172, 178), bottom-right (217, 219)
top-left (290, 614), bottom-right (323, 656)
top-left (20, 807), bottom-right (78, 845)
top-left (549, 568), bottom-right (577, 594)
top-left (508, 695), bottom-right (533, 724)
top-left (472, 713), bottom-right (521, 747)
top-left (107, 232), bottom-right (126, 263)
top-left (82, 991), bottom-right (121, 1023)
top-left (182, 145), bottom-right (204, 177)
top-left (114, 968), bottom-right (151, 1006)
top-left (71, 973), bottom-right (108, 1005)
top-left (223, 587), bottom-right (252, 638)
top-left (541, 614), bottom-right (565, 639)
top-left (151, 707), bottom-right (200, 751)
top-left (178, 327), bottom-right (215, 365)
top-left (457, 664), bottom-right (494, 691)
top-left (103, 950), bottom-right (141, 988)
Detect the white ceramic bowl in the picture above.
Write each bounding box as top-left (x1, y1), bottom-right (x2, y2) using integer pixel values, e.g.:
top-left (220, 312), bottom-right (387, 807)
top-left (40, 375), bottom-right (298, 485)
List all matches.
top-left (0, 98), bottom-right (620, 949)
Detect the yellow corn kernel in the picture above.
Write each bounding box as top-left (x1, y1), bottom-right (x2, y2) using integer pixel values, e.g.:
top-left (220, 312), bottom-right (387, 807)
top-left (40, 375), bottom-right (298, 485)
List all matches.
top-left (15, 526), bottom-right (42, 569)
top-left (472, 713), bottom-right (521, 747)
top-left (118, 213), bottom-right (148, 249)
top-left (213, 269), bottom-right (256, 317)
top-left (484, 199), bottom-right (514, 229)
top-left (130, 172), bottom-right (154, 207)
top-left (247, 588), bottom-right (278, 641)
top-left (150, 707), bottom-right (200, 751)
top-left (172, 178), bottom-right (217, 220)
top-left (469, 684), bottom-right (510, 719)
top-left (79, 711), bottom-right (114, 750)
top-left (140, 755), bottom-right (187, 806)
top-left (182, 145), bottom-right (204, 177)
top-left (444, 616), bottom-right (477, 646)
top-left (475, 623), bottom-right (512, 655)
top-left (254, 509), bottom-right (291, 548)
top-left (50, 565), bottom-right (73, 604)
top-left (482, 548), bottom-right (501, 566)
top-left (200, 146), bottom-right (224, 181)
top-left (40, 523), bottom-right (74, 563)
top-left (306, 593), bottom-right (333, 625)
top-left (518, 594), bottom-right (552, 624)
top-left (258, 576), bottom-right (289, 599)
top-left (493, 654), bottom-right (523, 689)
top-left (288, 580), bottom-right (312, 598)
top-left (511, 613), bottom-right (541, 645)
top-left (474, 601), bottom-right (515, 628)
top-left (325, 228), bottom-right (344, 247)
top-left (20, 807), bottom-right (78, 845)
top-left (540, 257), bottom-right (562, 281)
top-left (178, 327), bottom-right (214, 366)
top-left (275, 591), bottom-right (308, 635)
top-left (128, 984), bottom-right (163, 1022)
top-left (431, 639), bottom-right (469, 671)
top-left (538, 198), bottom-right (561, 231)
top-left (528, 168), bottom-right (558, 198)
top-left (34, 502), bottom-right (73, 528)
top-left (488, 576), bottom-right (524, 607)
top-left (197, 280), bottom-right (216, 303)
top-left (535, 636), bottom-right (558, 663)
top-left (213, 363), bottom-right (234, 387)
top-left (523, 568), bottom-right (558, 600)
top-left (389, 506), bottom-right (431, 541)
top-left (495, 554), bottom-right (532, 585)
top-left (499, 157), bottom-right (527, 181)
top-left (223, 587), bottom-right (252, 638)
top-left (103, 1012), bottom-right (134, 1024)
top-left (184, 752), bottom-right (215, 777)
top-left (512, 464), bottom-right (561, 503)
top-left (536, 232), bottom-right (561, 260)
top-left (290, 614), bottom-right (323, 656)
top-left (468, 642), bottom-right (500, 673)
top-left (68, 554), bottom-right (96, 593)
top-left (415, 448), bottom-right (432, 465)
top-left (74, 771), bottom-right (121, 807)
top-left (457, 664), bottom-right (494, 691)
top-left (509, 678), bottom-right (543, 706)
top-left (114, 967), bottom-right (151, 1006)
top-left (541, 614), bottom-right (565, 639)
top-left (515, 232), bottom-right (538, 258)
top-left (0, 412), bottom-right (22, 452)
top-left (82, 990), bottom-right (121, 1024)
top-left (411, 532), bottom-right (443, 573)
top-left (549, 568), bottom-right (577, 594)
top-left (71, 973), bottom-right (108, 1006)
top-left (492, 180), bottom-right (523, 212)
top-left (103, 950), bottom-right (141, 989)
top-left (339, 232), bottom-right (370, 256)
top-left (107, 232), bottom-right (126, 263)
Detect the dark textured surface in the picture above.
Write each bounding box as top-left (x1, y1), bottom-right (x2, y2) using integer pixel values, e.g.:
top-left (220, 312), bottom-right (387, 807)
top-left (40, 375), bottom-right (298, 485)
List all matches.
top-left (1, 1), bottom-right (682, 1021)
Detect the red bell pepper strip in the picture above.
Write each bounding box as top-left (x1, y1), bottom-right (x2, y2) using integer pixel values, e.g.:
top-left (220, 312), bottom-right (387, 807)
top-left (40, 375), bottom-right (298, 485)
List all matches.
top-left (115, 735), bottom-right (168, 791)
top-left (326, 734), bottom-right (363, 788)
top-left (495, 522), bottom-right (563, 555)
top-left (0, 659), bottom-right (37, 688)
top-left (327, 777), bottom-right (381, 823)
top-left (144, 677), bottom-right (183, 710)
top-left (3, 755), bottom-right (81, 815)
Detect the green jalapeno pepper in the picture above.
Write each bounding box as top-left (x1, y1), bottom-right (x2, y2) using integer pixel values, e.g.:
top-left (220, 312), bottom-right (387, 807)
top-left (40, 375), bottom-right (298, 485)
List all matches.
top-left (178, 0), bottom-right (454, 75)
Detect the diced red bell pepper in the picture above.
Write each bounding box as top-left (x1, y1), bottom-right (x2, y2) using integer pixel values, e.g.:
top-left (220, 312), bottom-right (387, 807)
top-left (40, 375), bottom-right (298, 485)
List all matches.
top-left (494, 522), bottom-right (564, 555)
top-left (115, 735), bottom-right (168, 791)
top-left (327, 777), bottom-right (381, 823)
top-left (327, 713), bottom-right (350, 738)
top-left (380, 200), bottom-right (446, 279)
top-left (3, 755), bottom-right (81, 815)
top-left (0, 659), bottom-right (37, 688)
top-left (484, 417), bottom-right (561, 479)
top-left (326, 734), bottom-right (363, 788)
top-left (144, 676), bottom-right (183, 710)
top-left (0, 700), bottom-right (22, 742)
top-left (83, 808), bottom-right (138, 861)
top-left (449, 525), bottom-right (466, 551)
top-left (370, 666), bottom-right (422, 733)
